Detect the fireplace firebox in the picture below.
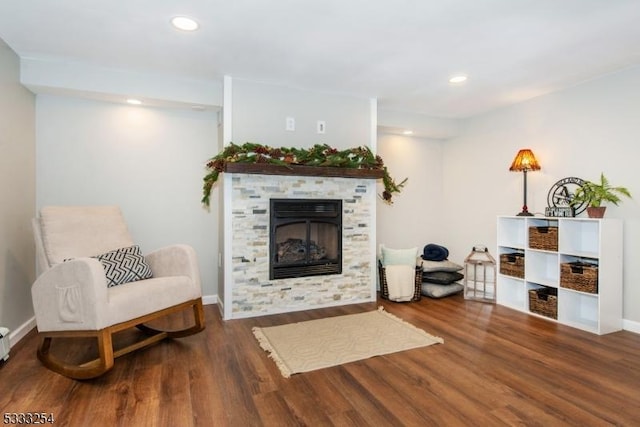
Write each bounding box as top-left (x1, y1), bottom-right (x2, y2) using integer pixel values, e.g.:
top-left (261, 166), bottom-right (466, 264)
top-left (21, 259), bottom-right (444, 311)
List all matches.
top-left (270, 198), bottom-right (342, 280)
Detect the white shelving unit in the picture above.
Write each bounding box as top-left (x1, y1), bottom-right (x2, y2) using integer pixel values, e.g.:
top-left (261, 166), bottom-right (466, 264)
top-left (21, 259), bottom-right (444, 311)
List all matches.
top-left (496, 216), bottom-right (623, 335)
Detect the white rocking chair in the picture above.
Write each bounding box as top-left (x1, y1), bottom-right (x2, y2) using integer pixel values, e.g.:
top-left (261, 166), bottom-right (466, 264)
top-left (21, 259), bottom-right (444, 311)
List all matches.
top-left (31, 206), bottom-right (205, 379)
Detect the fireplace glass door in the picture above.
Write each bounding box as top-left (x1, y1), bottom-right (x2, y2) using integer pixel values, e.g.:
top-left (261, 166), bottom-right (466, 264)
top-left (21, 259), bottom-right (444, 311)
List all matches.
top-left (270, 199), bottom-right (342, 280)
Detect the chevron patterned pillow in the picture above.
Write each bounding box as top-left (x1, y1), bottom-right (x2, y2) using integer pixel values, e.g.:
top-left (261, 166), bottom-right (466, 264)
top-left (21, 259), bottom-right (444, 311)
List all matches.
top-left (94, 245), bottom-right (153, 287)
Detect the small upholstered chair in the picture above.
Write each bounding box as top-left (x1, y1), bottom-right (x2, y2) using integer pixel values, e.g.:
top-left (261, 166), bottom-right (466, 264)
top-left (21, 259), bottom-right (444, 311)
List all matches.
top-left (31, 206), bottom-right (205, 379)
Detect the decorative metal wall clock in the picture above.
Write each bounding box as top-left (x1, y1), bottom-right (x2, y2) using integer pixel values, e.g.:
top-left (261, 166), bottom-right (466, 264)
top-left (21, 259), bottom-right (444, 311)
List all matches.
top-left (546, 177), bottom-right (587, 217)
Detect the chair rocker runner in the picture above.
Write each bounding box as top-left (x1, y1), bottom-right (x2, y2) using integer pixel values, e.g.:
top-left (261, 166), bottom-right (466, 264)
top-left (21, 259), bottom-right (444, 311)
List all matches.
top-left (31, 206), bottom-right (205, 379)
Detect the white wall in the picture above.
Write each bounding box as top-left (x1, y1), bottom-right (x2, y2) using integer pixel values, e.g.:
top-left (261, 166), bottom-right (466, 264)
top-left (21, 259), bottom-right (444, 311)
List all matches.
top-left (442, 65), bottom-right (640, 325)
top-left (17, 50), bottom-right (640, 332)
top-left (378, 109), bottom-right (458, 140)
top-left (376, 133), bottom-right (446, 253)
top-left (231, 78), bottom-right (371, 149)
top-left (36, 95), bottom-right (220, 297)
top-left (0, 40), bottom-right (36, 340)
top-left (21, 56), bottom-right (223, 109)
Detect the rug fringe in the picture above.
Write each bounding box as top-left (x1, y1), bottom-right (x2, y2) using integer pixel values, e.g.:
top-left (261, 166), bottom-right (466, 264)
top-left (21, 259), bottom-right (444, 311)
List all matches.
top-left (377, 306), bottom-right (444, 344)
top-left (252, 327), bottom-right (293, 378)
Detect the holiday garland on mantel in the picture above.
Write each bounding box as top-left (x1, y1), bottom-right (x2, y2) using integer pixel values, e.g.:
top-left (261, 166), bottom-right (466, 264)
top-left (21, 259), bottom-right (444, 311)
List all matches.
top-left (202, 142), bottom-right (407, 207)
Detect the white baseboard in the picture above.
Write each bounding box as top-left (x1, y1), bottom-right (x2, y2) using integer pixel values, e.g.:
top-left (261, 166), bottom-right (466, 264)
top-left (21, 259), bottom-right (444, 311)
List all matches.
top-left (7, 297), bottom-right (637, 350)
top-left (622, 318), bottom-right (640, 334)
top-left (202, 294), bottom-right (218, 305)
top-left (8, 316), bottom-right (37, 349)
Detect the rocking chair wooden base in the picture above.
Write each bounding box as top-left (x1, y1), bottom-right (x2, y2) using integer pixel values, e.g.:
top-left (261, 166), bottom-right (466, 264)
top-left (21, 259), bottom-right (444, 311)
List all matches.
top-left (37, 298), bottom-right (205, 380)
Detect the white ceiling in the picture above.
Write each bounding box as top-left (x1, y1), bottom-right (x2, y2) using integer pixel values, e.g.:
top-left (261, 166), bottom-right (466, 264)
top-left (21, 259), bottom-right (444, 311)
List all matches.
top-left (1, 0), bottom-right (639, 118)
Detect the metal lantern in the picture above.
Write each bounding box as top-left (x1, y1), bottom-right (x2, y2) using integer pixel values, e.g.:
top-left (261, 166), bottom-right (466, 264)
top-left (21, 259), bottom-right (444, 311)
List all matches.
top-left (464, 246), bottom-right (496, 303)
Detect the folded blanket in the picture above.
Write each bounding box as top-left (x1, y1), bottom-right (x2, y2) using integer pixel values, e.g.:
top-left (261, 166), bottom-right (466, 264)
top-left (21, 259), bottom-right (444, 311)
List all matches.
top-left (421, 244), bottom-right (449, 261)
top-left (385, 264), bottom-right (415, 302)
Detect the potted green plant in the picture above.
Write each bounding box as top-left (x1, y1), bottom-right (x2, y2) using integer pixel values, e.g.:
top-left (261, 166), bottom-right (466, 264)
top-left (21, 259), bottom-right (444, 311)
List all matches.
top-left (570, 173), bottom-right (632, 218)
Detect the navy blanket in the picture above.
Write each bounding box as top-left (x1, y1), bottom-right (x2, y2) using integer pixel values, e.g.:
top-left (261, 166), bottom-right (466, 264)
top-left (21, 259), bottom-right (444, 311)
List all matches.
top-left (421, 244), bottom-right (449, 261)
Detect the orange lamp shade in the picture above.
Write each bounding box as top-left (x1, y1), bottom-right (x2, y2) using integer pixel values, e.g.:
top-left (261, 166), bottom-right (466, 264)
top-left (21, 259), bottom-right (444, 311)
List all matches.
top-left (509, 149), bottom-right (541, 172)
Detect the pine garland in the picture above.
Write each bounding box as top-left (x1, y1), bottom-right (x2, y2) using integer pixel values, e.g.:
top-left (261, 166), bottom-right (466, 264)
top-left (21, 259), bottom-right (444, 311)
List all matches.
top-left (202, 142), bottom-right (407, 207)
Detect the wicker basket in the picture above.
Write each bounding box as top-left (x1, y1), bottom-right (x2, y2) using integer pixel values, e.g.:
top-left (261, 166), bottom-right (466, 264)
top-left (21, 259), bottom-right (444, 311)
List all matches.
top-left (378, 261), bottom-right (423, 302)
top-left (560, 262), bottom-right (598, 294)
top-left (529, 226), bottom-right (558, 251)
top-left (499, 253), bottom-right (525, 278)
top-left (528, 287), bottom-right (558, 319)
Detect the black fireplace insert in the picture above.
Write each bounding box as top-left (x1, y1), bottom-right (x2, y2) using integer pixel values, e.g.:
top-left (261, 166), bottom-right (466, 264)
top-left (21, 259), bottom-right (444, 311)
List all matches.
top-left (270, 198), bottom-right (342, 280)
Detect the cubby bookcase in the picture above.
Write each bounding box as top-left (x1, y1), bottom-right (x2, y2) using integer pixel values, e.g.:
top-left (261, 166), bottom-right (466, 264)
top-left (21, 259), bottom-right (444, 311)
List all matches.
top-left (496, 216), bottom-right (623, 335)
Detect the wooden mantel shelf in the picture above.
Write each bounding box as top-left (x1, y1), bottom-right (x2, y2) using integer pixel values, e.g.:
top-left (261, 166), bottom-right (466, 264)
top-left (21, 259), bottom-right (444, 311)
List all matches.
top-left (224, 162), bottom-right (384, 179)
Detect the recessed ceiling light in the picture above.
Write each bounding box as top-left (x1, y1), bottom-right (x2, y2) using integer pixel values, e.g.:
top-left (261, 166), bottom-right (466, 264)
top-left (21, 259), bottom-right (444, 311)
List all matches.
top-left (171, 16), bottom-right (199, 31)
top-left (126, 98), bottom-right (142, 105)
top-left (402, 130), bottom-right (413, 135)
top-left (449, 74), bottom-right (468, 84)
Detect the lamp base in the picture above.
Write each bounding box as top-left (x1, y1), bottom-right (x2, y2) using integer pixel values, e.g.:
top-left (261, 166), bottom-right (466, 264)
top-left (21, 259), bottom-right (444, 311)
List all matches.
top-left (517, 211), bottom-right (534, 216)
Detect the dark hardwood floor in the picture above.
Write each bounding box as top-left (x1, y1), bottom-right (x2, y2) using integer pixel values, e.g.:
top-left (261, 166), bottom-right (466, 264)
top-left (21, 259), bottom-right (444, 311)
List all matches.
top-left (2, 294), bottom-right (640, 426)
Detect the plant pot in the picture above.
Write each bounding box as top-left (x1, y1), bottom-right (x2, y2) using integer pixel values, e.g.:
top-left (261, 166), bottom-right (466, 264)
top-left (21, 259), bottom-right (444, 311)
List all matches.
top-left (586, 206), bottom-right (607, 218)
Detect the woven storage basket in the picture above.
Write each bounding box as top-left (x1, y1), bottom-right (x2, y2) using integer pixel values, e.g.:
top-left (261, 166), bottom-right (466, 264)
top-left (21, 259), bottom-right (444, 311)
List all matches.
top-left (499, 253), bottom-right (525, 278)
top-left (528, 287), bottom-right (558, 319)
top-left (560, 262), bottom-right (598, 294)
top-left (529, 226), bottom-right (558, 251)
top-left (378, 261), bottom-right (423, 302)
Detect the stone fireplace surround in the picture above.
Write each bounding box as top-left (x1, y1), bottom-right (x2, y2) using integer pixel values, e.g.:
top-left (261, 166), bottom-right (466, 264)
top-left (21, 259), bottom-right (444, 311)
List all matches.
top-left (221, 165), bottom-right (380, 319)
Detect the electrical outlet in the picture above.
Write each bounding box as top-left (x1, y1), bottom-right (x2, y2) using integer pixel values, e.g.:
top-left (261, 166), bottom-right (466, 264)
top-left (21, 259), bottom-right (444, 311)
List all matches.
top-left (286, 117), bottom-right (295, 131)
top-left (317, 120), bottom-right (326, 134)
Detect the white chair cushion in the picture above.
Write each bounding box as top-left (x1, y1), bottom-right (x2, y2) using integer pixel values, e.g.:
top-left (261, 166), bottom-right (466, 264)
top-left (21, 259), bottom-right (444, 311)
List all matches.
top-left (40, 206), bottom-right (134, 265)
top-left (106, 276), bottom-right (201, 327)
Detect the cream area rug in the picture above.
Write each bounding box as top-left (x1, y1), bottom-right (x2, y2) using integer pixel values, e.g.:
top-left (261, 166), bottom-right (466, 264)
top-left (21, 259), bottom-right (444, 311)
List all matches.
top-left (252, 306), bottom-right (443, 378)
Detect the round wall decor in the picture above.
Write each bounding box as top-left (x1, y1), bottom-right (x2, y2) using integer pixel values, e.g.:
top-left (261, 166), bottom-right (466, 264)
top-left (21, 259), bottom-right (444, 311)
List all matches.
top-left (546, 177), bottom-right (587, 216)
